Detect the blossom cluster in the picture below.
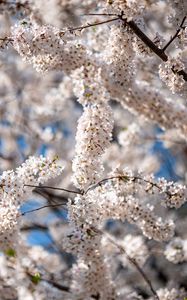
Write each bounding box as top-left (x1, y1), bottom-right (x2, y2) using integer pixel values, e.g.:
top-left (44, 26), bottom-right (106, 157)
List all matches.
top-left (72, 102), bottom-right (113, 189)
top-left (102, 24), bottom-right (136, 98)
top-left (0, 156), bottom-right (63, 251)
top-left (104, 0), bottom-right (146, 20)
top-left (72, 63), bottom-right (114, 189)
top-left (164, 237), bottom-right (187, 264)
top-left (12, 21), bottom-right (88, 73)
top-left (159, 57), bottom-right (185, 94)
top-left (0, 0), bottom-right (187, 299)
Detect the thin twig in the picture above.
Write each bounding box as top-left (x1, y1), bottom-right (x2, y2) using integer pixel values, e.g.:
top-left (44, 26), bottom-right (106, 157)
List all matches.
top-left (85, 174), bottom-right (177, 199)
top-left (82, 13), bottom-right (117, 17)
top-left (85, 176), bottom-right (125, 193)
top-left (21, 203), bottom-right (65, 216)
top-left (21, 223), bottom-right (48, 231)
top-left (162, 16), bottom-right (186, 51)
top-left (26, 271), bottom-right (70, 293)
top-left (43, 279), bottom-right (70, 292)
top-left (122, 248), bottom-right (160, 300)
top-left (107, 235), bottom-right (159, 299)
top-left (0, 37), bottom-right (14, 41)
top-left (142, 135), bottom-right (187, 146)
top-left (34, 188), bottom-right (68, 204)
top-left (67, 16), bottom-right (119, 32)
top-left (91, 226), bottom-right (159, 300)
top-left (24, 184), bottom-right (82, 195)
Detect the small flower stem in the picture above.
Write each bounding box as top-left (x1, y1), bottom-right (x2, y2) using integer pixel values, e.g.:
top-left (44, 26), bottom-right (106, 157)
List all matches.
top-left (67, 16), bottom-right (119, 33)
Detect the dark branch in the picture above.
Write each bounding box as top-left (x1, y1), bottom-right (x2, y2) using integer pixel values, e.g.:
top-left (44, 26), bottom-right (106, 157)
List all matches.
top-left (121, 16), bottom-right (187, 81)
top-left (21, 203), bottom-right (65, 216)
top-left (42, 279), bottom-right (70, 292)
top-left (21, 224), bottom-right (48, 231)
top-left (126, 19), bottom-right (168, 61)
top-left (34, 189), bottom-right (68, 203)
top-left (24, 184), bottom-right (82, 195)
top-left (91, 226), bottom-right (159, 300)
top-left (26, 271), bottom-right (70, 293)
top-left (79, 13), bottom-right (187, 82)
top-left (162, 16), bottom-right (186, 51)
top-left (67, 16), bottom-right (119, 33)
top-left (85, 174), bottom-right (178, 200)
top-left (122, 249), bottom-right (159, 300)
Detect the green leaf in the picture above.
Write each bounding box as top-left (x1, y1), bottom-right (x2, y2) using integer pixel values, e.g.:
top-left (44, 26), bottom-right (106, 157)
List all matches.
top-left (5, 248), bottom-right (16, 257)
top-left (31, 273), bottom-right (41, 285)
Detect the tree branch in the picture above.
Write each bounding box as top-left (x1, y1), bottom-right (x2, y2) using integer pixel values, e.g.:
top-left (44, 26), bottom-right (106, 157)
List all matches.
top-left (85, 174), bottom-right (179, 200)
top-left (79, 12), bottom-right (187, 82)
top-left (91, 226), bottom-right (159, 300)
top-left (124, 19), bottom-right (168, 61)
top-left (15, 171), bottom-right (181, 217)
top-left (162, 16), bottom-right (186, 51)
top-left (43, 278), bottom-right (70, 293)
top-left (26, 271), bottom-right (70, 293)
top-left (21, 203), bottom-right (66, 216)
top-left (34, 189), bottom-right (68, 203)
top-left (24, 184), bottom-right (82, 195)
top-left (67, 16), bottom-right (119, 33)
